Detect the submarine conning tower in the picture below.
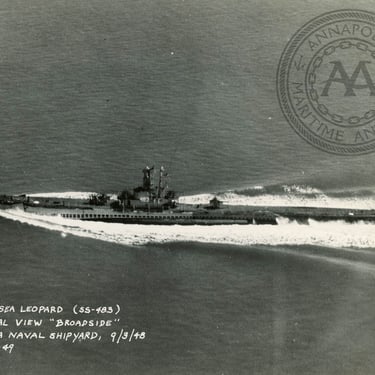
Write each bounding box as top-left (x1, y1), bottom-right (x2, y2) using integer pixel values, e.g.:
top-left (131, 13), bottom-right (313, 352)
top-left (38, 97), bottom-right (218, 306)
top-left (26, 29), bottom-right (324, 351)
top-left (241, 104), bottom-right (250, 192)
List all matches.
top-left (140, 165), bottom-right (171, 200)
top-left (117, 166), bottom-right (176, 211)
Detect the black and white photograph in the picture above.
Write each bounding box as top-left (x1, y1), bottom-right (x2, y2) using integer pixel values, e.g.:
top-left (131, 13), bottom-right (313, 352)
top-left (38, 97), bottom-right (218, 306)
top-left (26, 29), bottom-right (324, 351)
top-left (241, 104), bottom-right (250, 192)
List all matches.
top-left (1, 1), bottom-right (375, 374)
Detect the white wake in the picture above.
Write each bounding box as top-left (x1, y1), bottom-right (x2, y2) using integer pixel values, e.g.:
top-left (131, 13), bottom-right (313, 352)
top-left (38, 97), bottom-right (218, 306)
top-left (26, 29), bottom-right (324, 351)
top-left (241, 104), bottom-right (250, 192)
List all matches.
top-left (27, 188), bottom-right (375, 210)
top-left (180, 191), bottom-right (375, 209)
top-left (1, 207), bottom-right (375, 248)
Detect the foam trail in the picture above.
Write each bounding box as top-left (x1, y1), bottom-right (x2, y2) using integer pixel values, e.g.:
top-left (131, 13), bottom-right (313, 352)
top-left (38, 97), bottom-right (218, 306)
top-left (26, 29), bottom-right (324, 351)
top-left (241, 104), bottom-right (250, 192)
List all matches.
top-left (26, 187), bottom-right (375, 209)
top-left (180, 190), bottom-right (375, 209)
top-left (28, 192), bottom-right (95, 199)
top-left (1, 207), bottom-right (375, 250)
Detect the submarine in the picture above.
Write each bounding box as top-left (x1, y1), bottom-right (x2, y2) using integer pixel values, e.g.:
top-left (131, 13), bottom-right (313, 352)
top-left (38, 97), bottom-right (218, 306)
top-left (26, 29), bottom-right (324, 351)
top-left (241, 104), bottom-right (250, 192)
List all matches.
top-left (1, 166), bottom-right (375, 225)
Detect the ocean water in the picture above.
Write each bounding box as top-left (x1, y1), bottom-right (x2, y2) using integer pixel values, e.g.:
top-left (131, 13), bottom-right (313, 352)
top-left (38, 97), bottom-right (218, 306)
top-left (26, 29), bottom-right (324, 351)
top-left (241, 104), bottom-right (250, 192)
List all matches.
top-left (1, 0), bottom-right (375, 374)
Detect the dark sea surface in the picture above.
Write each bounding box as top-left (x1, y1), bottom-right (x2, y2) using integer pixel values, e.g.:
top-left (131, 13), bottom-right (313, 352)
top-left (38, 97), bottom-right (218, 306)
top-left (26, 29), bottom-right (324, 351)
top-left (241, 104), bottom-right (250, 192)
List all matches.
top-left (1, 0), bottom-right (375, 374)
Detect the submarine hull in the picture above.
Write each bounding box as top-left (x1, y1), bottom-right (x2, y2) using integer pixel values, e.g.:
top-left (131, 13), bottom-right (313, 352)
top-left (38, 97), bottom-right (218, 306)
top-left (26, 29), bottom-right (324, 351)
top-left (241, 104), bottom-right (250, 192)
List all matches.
top-left (20, 200), bottom-right (375, 225)
top-left (2, 164), bottom-right (375, 225)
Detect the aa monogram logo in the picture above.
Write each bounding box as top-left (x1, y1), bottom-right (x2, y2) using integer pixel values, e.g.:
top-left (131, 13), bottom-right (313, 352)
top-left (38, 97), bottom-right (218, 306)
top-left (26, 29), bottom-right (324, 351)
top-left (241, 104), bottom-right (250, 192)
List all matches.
top-left (322, 61), bottom-right (375, 97)
top-left (277, 10), bottom-right (375, 155)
